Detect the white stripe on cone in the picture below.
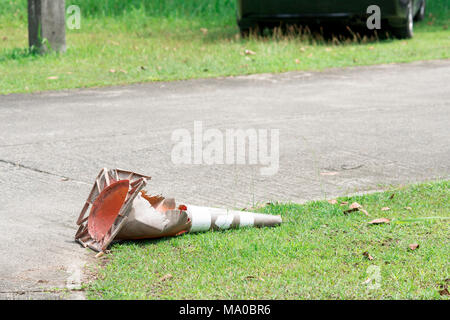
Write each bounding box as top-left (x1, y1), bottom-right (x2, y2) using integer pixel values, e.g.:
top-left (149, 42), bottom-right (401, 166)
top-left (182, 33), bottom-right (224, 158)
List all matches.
top-left (187, 205), bottom-right (212, 232)
top-left (186, 205), bottom-right (281, 232)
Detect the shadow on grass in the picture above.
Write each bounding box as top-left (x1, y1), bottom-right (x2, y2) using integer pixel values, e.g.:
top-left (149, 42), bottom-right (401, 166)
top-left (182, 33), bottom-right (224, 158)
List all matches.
top-left (201, 22), bottom-right (387, 45)
top-left (202, 17), bottom-right (444, 45)
top-left (109, 227), bottom-right (245, 249)
top-left (111, 237), bottom-right (172, 249)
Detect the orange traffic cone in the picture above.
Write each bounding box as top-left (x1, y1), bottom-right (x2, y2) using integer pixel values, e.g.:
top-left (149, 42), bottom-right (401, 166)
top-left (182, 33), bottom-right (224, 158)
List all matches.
top-left (75, 168), bottom-right (282, 252)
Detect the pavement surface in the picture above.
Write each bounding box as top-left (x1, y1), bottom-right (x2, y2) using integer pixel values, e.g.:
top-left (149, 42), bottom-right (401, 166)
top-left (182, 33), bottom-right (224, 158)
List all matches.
top-left (0, 60), bottom-right (449, 299)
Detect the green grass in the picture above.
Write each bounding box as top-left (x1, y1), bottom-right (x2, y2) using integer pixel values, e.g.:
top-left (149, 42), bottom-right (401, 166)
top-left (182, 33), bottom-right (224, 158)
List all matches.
top-left (0, 1), bottom-right (449, 94)
top-left (88, 180), bottom-right (450, 299)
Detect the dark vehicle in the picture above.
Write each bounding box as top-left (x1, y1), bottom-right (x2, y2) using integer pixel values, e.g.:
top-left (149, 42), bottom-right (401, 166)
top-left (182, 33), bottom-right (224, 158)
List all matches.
top-left (237, 0), bottom-right (426, 38)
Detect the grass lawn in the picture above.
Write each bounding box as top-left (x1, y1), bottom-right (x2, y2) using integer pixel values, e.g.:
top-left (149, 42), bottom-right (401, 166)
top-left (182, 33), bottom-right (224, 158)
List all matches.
top-left (87, 180), bottom-right (449, 299)
top-left (0, 0), bottom-right (449, 94)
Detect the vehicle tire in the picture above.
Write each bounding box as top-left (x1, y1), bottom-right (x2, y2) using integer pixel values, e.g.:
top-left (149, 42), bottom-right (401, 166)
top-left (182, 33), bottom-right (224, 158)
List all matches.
top-left (392, 0), bottom-right (414, 39)
top-left (414, 0), bottom-right (426, 22)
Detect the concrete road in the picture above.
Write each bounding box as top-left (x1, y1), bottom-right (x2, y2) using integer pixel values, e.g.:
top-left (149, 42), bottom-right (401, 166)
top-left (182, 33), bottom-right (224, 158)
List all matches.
top-left (0, 60), bottom-right (449, 299)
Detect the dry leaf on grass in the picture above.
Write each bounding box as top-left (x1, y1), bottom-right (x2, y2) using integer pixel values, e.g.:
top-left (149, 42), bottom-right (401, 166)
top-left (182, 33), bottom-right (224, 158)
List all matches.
top-left (404, 206), bottom-right (412, 210)
top-left (109, 69), bottom-right (116, 73)
top-left (200, 28), bottom-right (208, 35)
top-left (159, 274), bottom-right (173, 282)
top-left (340, 201), bottom-right (349, 206)
top-left (295, 59), bottom-right (300, 64)
top-left (438, 279), bottom-right (450, 296)
top-left (360, 209), bottom-right (370, 216)
top-left (362, 252), bottom-right (374, 260)
top-left (47, 76), bottom-right (58, 80)
top-left (381, 207), bottom-right (390, 211)
top-left (343, 202), bottom-right (368, 215)
top-left (243, 275), bottom-right (265, 281)
top-left (408, 243), bottom-right (419, 251)
top-left (368, 218), bottom-right (390, 225)
top-left (244, 49), bottom-right (256, 55)
top-left (350, 202), bottom-right (362, 209)
top-left (328, 199), bottom-right (338, 205)
top-left (439, 288), bottom-right (450, 296)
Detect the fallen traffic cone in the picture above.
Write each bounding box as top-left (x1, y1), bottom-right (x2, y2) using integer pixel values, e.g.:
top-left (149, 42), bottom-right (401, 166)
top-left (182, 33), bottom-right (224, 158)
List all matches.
top-left (75, 168), bottom-right (282, 252)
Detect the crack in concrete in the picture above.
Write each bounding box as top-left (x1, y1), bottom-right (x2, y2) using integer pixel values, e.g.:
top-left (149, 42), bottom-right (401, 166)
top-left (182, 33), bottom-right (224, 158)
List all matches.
top-left (0, 159), bottom-right (90, 185)
top-left (0, 288), bottom-right (84, 294)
